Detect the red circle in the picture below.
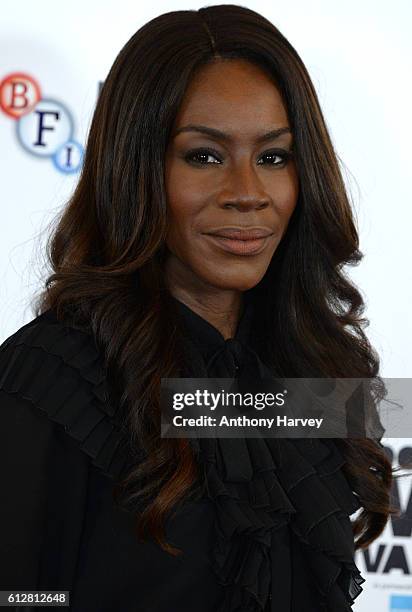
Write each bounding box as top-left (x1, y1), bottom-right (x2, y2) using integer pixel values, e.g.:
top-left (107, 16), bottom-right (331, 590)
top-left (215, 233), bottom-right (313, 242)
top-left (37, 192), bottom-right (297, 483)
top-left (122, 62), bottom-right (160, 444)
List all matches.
top-left (0, 72), bottom-right (42, 119)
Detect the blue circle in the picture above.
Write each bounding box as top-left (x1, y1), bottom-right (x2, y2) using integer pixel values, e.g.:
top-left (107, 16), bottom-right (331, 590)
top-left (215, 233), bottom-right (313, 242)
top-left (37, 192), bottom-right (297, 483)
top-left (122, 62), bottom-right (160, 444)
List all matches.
top-left (52, 139), bottom-right (84, 174)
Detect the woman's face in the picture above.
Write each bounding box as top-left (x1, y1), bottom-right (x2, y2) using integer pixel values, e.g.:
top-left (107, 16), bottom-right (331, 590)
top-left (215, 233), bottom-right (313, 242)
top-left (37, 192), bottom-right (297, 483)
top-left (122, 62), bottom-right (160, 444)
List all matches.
top-left (164, 59), bottom-right (299, 295)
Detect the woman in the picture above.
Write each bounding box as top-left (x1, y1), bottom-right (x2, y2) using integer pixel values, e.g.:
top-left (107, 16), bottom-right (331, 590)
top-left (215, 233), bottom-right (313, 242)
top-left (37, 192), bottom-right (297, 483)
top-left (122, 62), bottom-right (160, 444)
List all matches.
top-left (0, 4), bottom-right (396, 612)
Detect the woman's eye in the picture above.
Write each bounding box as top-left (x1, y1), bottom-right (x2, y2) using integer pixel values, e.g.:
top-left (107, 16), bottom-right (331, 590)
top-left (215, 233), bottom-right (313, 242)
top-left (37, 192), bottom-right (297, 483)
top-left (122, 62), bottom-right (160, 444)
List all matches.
top-left (184, 149), bottom-right (222, 165)
top-left (257, 150), bottom-right (292, 166)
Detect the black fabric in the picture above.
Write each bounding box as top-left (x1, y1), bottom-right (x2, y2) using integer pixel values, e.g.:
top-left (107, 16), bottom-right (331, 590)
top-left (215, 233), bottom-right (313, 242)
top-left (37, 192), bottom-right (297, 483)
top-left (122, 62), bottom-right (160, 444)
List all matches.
top-left (0, 299), bottom-right (366, 611)
top-left (173, 298), bottom-right (366, 612)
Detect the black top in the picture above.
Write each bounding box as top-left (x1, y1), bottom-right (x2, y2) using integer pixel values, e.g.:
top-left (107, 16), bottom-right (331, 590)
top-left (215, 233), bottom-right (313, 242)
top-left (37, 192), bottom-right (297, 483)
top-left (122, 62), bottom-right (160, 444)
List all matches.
top-left (0, 297), bottom-right (366, 611)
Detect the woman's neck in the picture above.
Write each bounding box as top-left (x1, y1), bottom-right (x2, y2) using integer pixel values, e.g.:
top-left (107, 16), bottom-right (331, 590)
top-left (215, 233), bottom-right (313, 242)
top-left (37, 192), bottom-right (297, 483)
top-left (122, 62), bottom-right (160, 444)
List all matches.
top-left (169, 288), bottom-right (243, 340)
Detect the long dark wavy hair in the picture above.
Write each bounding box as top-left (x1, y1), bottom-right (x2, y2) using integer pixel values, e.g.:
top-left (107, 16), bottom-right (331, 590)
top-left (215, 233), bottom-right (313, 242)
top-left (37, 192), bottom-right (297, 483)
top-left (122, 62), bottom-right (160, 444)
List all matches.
top-left (33, 4), bottom-right (403, 555)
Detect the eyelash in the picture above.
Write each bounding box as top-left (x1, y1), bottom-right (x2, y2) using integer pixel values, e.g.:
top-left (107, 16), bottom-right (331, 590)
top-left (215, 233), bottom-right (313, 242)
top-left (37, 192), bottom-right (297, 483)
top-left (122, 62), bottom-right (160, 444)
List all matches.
top-left (184, 147), bottom-right (294, 168)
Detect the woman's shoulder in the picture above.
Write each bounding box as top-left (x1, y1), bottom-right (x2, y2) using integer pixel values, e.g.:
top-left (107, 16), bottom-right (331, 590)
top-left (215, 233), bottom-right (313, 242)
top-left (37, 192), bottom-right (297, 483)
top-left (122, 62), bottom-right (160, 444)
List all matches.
top-left (0, 308), bottom-right (106, 402)
top-left (0, 309), bottom-right (130, 479)
top-left (0, 308), bottom-right (102, 370)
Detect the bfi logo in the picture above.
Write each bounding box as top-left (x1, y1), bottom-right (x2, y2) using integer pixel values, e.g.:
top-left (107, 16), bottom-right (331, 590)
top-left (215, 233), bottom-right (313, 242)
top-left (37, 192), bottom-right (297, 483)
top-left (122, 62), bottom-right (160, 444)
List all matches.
top-left (0, 72), bottom-right (83, 174)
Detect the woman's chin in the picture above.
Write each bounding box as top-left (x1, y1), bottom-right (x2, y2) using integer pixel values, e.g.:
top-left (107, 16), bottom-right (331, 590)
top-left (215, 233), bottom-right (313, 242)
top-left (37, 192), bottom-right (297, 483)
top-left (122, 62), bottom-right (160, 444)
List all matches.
top-left (199, 269), bottom-right (268, 292)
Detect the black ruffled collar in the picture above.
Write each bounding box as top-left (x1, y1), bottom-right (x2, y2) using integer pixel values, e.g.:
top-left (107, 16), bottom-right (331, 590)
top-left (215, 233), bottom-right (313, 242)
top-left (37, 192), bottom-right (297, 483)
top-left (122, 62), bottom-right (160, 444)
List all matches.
top-left (170, 293), bottom-right (365, 612)
top-left (172, 291), bottom-right (254, 348)
top-left (172, 292), bottom-right (269, 380)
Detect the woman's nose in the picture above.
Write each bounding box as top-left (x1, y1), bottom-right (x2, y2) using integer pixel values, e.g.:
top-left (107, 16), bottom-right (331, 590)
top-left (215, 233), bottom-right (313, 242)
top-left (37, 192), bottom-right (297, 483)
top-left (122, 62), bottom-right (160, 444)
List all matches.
top-left (217, 161), bottom-right (270, 210)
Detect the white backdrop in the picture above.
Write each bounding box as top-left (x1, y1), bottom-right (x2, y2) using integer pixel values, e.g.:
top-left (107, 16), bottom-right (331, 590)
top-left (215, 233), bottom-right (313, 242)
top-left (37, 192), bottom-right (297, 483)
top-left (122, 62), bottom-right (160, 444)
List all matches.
top-left (1, 2), bottom-right (411, 610)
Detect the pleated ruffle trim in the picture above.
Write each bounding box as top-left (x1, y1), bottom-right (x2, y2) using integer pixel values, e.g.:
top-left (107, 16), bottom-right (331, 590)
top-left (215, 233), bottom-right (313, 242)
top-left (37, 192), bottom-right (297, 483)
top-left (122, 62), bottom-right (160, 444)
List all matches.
top-left (0, 310), bottom-right (129, 479)
top-left (191, 436), bottom-right (365, 612)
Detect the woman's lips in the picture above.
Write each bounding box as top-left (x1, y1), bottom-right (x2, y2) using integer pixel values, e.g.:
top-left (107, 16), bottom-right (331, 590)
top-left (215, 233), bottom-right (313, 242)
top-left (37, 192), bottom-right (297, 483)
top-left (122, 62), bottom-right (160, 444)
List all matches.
top-left (203, 233), bottom-right (272, 256)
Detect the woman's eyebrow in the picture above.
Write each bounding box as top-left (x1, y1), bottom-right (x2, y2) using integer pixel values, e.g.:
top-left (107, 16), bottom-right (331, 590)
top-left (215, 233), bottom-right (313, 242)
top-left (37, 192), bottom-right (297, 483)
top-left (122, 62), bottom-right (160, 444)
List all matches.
top-left (173, 124), bottom-right (292, 144)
